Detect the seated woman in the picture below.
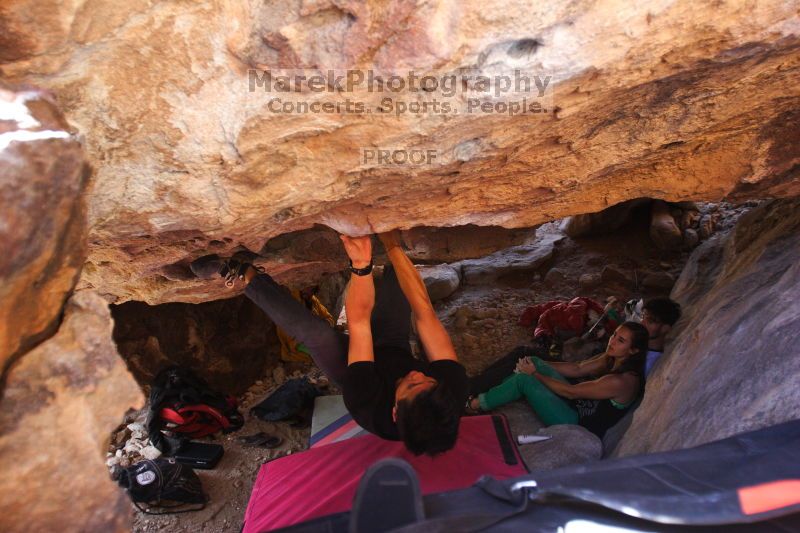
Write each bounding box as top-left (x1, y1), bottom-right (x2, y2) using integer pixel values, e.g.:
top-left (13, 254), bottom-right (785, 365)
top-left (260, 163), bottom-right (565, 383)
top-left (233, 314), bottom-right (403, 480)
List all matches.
top-left (468, 321), bottom-right (648, 438)
top-left (468, 297), bottom-right (625, 397)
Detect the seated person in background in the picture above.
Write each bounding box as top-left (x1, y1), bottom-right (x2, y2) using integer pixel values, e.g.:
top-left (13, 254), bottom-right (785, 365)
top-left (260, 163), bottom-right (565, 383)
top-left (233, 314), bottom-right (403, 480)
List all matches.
top-left (468, 322), bottom-right (649, 439)
top-left (470, 297), bottom-right (622, 397)
top-left (639, 297), bottom-right (682, 377)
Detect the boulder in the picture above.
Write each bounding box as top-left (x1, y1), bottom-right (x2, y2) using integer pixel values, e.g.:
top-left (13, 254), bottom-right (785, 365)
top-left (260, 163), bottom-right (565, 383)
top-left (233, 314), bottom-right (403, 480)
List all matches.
top-left (403, 226), bottom-right (535, 263)
top-left (460, 233), bottom-right (563, 285)
top-left (0, 85), bottom-right (139, 531)
top-left (650, 200), bottom-right (684, 250)
top-left (520, 425), bottom-right (603, 470)
top-left (682, 227), bottom-right (700, 249)
top-left (0, 84), bottom-right (90, 374)
top-left (496, 401), bottom-right (544, 440)
top-left (579, 272), bottom-right (602, 289)
top-left (499, 400), bottom-right (603, 469)
top-left (612, 198), bottom-right (800, 457)
top-left (417, 264), bottom-right (461, 301)
top-left (1, 2), bottom-right (798, 304)
top-left (0, 291), bottom-right (143, 533)
top-left (641, 271), bottom-right (676, 292)
top-left (698, 214), bottom-right (716, 240)
top-left (600, 264), bottom-right (635, 287)
top-left (543, 268), bottom-right (567, 286)
top-left (679, 209), bottom-right (701, 231)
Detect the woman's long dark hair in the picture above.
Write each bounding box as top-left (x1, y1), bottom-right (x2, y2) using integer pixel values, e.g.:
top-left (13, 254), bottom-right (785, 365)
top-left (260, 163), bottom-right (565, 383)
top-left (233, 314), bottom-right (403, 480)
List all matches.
top-left (609, 321), bottom-right (649, 389)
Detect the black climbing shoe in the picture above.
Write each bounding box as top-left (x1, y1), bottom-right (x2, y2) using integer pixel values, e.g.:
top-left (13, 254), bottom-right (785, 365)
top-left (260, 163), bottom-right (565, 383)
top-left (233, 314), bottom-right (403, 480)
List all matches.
top-left (190, 254), bottom-right (226, 280)
top-left (349, 458), bottom-right (424, 533)
top-left (190, 254), bottom-right (262, 287)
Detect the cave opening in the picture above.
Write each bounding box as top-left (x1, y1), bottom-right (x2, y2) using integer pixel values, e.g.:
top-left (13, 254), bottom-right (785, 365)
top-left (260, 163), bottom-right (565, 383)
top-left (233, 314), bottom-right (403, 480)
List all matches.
top-left (98, 197), bottom-right (780, 532)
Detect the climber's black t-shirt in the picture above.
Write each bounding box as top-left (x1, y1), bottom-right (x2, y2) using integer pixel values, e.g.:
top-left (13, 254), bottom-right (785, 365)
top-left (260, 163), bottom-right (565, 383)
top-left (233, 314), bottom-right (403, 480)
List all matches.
top-left (343, 347), bottom-right (468, 440)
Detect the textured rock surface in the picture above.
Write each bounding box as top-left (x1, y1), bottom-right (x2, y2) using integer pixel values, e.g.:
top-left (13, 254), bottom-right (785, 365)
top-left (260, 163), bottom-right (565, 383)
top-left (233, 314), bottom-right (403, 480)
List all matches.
top-left (641, 271), bottom-right (675, 291)
top-left (403, 226), bottom-right (534, 263)
top-left (0, 291), bottom-right (143, 533)
top-left (0, 84), bottom-right (89, 374)
top-left (111, 295), bottom-right (280, 395)
top-left (649, 200), bottom-right (684, 250)
top-left (521, 425), bottom-right (603, 470)
top-left (458, 232), bottom-right (563, 285)
top-left (417, 264), bottom-right (461, 302)
top-left (613, 198), bottom-right (800, 456)
top-left (497, 402), bottom-right (602, 470)
top-left (2, 0), bottom-right (798, 304)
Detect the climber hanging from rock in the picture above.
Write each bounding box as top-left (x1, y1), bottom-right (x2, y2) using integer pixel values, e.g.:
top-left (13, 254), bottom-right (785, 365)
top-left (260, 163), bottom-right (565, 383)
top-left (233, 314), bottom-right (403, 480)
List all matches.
top-left (190, 230), bottom-right (468, 456)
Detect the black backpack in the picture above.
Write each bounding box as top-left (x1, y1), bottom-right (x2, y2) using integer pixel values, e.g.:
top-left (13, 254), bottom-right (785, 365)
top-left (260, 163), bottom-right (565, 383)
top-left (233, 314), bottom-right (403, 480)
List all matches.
top-left (117, 458), bottom-right (207, 514)
top-left (147, 367), bottom-right (244, 454)
top-left (251, 377), bottom-right (321, 424)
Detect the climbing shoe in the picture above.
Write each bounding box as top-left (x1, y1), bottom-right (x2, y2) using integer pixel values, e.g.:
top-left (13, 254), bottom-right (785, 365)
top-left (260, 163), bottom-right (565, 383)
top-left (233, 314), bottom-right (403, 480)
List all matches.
top-left (189, 254), bottom-right (226, 280)
top-left (190, 254), bottom-right (262, 287)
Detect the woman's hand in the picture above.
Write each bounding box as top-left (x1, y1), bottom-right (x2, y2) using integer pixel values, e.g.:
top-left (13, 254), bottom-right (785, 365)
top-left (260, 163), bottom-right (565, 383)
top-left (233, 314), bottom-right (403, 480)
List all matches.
top-left (340, 235), bottom-right (372, 268)
top-left (515, 357), bottom-right (537, 376)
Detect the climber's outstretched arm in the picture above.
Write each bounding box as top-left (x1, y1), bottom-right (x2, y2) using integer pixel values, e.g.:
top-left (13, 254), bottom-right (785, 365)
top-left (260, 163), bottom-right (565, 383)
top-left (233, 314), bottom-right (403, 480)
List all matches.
top-left (340, 235), bottom-right (375, 365)
top-left (379, 231), bottom-right (458, 363)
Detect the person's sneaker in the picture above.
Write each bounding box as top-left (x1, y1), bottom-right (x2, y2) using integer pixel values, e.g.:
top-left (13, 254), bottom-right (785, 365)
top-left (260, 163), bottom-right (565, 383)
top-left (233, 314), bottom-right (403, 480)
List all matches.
top-left (464, 396), bottom-right (482, 416)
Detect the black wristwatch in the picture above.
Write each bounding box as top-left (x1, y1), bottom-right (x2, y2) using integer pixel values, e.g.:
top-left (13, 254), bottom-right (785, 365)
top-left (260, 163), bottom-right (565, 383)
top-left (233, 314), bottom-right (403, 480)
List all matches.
top-left (349, 260), bottom-right (374, 276)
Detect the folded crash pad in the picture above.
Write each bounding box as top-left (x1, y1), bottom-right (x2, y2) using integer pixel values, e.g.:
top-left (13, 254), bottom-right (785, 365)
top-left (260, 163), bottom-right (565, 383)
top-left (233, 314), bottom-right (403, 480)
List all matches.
top-left (309, 395), bottom-right (367, 448)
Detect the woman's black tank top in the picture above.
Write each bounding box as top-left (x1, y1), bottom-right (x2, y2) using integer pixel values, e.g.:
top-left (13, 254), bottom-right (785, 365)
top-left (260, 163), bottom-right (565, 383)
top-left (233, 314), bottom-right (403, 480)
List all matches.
top-left (572, 398), bottom-right (633, 438)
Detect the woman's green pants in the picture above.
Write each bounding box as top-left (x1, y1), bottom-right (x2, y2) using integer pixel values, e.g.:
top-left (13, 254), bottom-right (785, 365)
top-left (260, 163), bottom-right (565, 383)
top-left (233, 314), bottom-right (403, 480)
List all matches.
top-left (477, 357), bottom-right (579, 425)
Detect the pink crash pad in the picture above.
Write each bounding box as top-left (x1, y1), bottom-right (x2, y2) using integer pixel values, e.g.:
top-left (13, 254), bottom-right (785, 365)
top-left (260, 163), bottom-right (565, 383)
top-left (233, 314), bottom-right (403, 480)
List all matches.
top-left (242, 415), bottom-right (527, 532)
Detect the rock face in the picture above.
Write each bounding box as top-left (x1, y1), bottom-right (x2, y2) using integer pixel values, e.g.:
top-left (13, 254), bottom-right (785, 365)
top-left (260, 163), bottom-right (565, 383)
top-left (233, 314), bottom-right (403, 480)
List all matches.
top-left (522, 425), bottom-right (603, 471)
top-left (649, 200), bottom-right (684, 250)
top-left (417, 264), bottom-right (461, 302)
top-left (2, 1), bottom-right (798, 304)
top-left (458, 232), bottom-right (563, 285)
top-left (613, 198), bottom-right (800, 456)
top-left (0, 84), bottom-right (140, 532)
top-left (403, 226), bottom-right (534, 263)
top-left (0, 291), bottom-right (143, 533)
top-left (496, 402), bottom-right (602, 470)
top-left (0, 84), bottom-right (90, 375)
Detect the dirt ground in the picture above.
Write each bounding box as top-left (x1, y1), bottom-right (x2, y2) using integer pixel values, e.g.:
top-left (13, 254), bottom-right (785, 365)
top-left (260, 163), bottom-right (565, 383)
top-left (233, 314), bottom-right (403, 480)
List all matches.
top-left (129, 202), bottom-right (752, 532)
